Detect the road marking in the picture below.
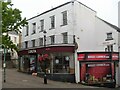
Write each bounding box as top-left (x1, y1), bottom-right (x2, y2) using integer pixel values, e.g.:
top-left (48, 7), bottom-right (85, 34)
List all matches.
top-left (22, 80), bottom-right (28, 82)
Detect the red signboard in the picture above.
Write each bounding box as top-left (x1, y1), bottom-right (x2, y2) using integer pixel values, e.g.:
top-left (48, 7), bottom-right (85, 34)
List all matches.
top-left (78, 53), bottom-right (118, 61)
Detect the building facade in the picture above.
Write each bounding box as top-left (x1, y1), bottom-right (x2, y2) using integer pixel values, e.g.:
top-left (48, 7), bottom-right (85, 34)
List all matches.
top-left (19, 0), bottom-right (120, 85)
top-left (118, 1), bottom-right (120, 87)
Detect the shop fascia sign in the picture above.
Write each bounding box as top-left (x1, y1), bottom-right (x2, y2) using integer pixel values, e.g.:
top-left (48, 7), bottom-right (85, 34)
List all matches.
top-left (28, 49), bottom-right (37, 53)
top-left (78, 53), bottom-right (118, 61)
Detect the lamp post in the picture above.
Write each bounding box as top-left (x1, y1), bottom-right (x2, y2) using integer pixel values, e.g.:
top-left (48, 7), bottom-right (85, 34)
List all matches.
top-left (43, 30), bottom-right (47, 84)
top-left (3, 45), bottom-right (6, 83)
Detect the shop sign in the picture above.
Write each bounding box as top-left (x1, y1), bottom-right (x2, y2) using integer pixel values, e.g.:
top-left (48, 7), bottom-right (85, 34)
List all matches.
top-left (78, 53), bottom-right (118, 61)
top-left (88, 63), bottom-right (110, 67)
top-left (28, 50), bottom-right (37, 53)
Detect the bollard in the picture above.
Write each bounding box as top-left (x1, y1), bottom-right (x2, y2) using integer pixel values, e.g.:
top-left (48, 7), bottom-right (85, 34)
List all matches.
top-left (44, 74), bottom-right (47, 84)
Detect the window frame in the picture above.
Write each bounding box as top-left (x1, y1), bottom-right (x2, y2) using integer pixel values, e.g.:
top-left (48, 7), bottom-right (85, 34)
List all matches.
top-left (32, 23), bottom-right (36, 34)
top-left (25, 41), bottom-right (28, 48)
top-left (32, 39), bottom-right (35, 47)
top-left (50, 15), bottom-right (55, 30)
top-left (61, 11), bottom-right (68, 26)
top-left (25, 25), bottom-right (29, 36)
top-left (106, 32), bottom-right (113, 41)
top-left (50, 35), bottom-right (55, 45)
top-left (39, 38), bottom-right (43, 46)
top-left (40, 19), bottom-right (44, 32)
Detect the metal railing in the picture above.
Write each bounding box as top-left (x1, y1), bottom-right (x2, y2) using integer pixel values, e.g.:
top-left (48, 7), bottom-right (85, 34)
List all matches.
top-left (20, 35), bottom-right (75, 50)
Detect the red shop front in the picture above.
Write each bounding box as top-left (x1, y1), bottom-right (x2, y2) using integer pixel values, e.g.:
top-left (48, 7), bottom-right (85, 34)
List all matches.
top-left (77, 52), bottom-right (119, 87)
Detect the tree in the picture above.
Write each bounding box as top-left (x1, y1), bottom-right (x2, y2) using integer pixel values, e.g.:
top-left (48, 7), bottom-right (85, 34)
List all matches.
top-left (2, 1), bottom-right (27, 52)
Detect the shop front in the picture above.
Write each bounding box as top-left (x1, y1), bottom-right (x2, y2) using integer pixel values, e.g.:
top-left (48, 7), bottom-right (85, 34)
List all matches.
top-left (19, 46), bottom-right (75, 82)
top-left (77, 52), bottom-right (119, 88)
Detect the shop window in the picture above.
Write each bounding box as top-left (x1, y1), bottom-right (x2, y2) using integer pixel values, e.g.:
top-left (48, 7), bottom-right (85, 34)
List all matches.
top-left (38, 54), bottom-right (51, 73)
top-left (53, 56), bottom-right (70, 73)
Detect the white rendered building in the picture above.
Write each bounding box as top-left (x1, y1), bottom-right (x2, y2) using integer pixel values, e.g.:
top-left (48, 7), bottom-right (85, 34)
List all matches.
top-left (19, 0), bottom-right (120, 86)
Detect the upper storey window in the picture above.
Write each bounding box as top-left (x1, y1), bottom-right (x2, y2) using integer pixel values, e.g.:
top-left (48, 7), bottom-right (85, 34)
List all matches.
top-left (32, 23), bottom-right (36, 34)
top-left (25, 25), bottom-right (29, 36)
top-left (106, 32), bottom-right (113, 41)
top-left (61, 11), bottom-right (67, 26)
top-left (40, 19), bottom-right (44, 32)
top-left (50, 15), bottom-right (55, 29)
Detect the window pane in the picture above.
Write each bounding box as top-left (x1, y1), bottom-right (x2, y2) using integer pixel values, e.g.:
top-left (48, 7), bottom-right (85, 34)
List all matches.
top-left (40, 20), bottom-right (44, 31)
top-left (63, 33), bottom-right (68, 44)
top-left (50, 16), bottom-right (55, 29)
top-left (50, 35), bottom-right (55, 44)
top-left (62, 11), bottom-right (67, 25)
top-left (107, 33), bottom-right (112, 39)
top-left (39, 38), bottom-right (43, 46)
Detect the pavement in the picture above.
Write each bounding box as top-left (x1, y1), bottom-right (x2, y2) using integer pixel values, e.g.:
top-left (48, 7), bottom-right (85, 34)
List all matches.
top-left (1, 68), bottom-right (105, 88)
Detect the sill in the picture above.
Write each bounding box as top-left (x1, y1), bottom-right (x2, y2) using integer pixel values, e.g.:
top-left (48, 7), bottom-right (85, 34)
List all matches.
top-left (31, 33), bottom-right (36, 35)
top-left (105, 38), bottom-right (113, 41)
top-left (60, 24), bottom-right (68, 27)
top-left (39, 30), bottom-right (44, 33)
top-left (49, 27), bottom-right (55, 30)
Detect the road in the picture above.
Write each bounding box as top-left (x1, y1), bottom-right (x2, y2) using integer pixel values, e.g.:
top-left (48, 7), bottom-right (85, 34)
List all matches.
top-left (2, 69), bottom-right (103, 88)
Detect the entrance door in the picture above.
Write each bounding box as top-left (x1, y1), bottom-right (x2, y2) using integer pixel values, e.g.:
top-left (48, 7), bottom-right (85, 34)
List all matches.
top-left (29, 55), bottom-right (37, 73)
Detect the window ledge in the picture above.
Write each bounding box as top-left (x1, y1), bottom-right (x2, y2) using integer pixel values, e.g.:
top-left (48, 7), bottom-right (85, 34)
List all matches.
top-left (105, 38), bottom-right (113, 41)
top-left (60, 24), bottom-right (68, 27)
top-left (49, 28), bottom-right (55, 30)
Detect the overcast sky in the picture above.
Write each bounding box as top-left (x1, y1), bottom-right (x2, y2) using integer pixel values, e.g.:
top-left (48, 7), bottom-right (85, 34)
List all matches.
top-left (12, 0), bottom-right (120, 26)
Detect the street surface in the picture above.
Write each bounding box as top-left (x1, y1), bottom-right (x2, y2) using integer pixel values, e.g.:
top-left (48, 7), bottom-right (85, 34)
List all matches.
top-left (2, 69), bottom-right (103, 88)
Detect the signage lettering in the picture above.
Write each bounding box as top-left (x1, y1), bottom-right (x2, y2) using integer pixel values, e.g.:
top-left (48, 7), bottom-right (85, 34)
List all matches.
top-left (78, 53), bottom-right (118, 61)
top-left (28, 50), bottom-right (36, 53)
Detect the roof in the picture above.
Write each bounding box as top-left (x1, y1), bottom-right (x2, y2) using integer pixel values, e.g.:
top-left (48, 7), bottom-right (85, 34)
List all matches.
top-left (27, 1), bottom-right (71, 21)
top-left (96, 16), bottom-right (120, 32)
top-left (27, 0), bottom-right (96, 21)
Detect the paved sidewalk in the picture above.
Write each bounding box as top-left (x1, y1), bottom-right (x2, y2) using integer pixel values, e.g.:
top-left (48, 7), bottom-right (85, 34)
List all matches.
top-left (2, 69), bottom-right (103, 88)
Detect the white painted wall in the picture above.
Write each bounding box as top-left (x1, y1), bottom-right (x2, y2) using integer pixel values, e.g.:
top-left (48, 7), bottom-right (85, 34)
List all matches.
top-left (22, 2), bottom-right (74, 45)
top-left (74, 1), bottom-right (96, 52)
top-left (21, 0), bottom-right (119, 83)
top-left (94, 18), bottom-right (118, 52)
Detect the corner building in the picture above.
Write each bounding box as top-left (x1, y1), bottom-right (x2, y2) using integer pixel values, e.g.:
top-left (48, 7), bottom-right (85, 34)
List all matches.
top-left (19, 0), bottom-right (120, 85)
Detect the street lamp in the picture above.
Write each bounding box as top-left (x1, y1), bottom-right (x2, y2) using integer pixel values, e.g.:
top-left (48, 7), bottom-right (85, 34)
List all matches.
top-left (3, 45), bottom-right (6, 83)
top-left (43, 30), bottom-right (47, 84)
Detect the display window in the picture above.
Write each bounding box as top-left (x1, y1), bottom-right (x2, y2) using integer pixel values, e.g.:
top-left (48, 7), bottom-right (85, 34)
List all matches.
top-left (53, 53), bottom-right (70, 73)
top-left (78, 52), bottom-right (119, 85)
top-left (80, 63), bottom-right (114, 84)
